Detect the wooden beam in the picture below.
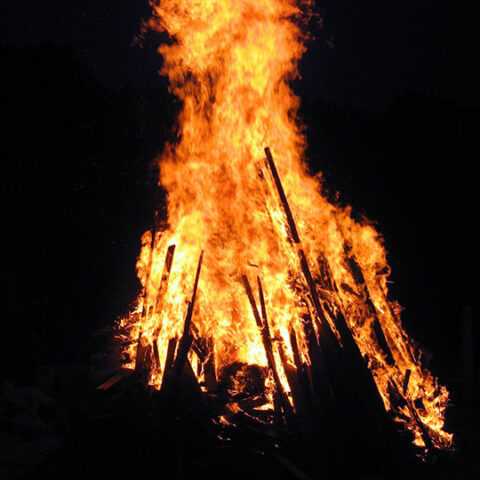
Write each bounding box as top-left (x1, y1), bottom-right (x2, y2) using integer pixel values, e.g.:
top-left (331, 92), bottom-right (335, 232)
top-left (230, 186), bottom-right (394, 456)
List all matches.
top-left (257, 276), bottom-right (294, 420)
top-left (242, 274), bottom-right (263, 329)
top-left (203, 337), bottom-right (217, 392)
top-left (160, 336), bottom-right (178, 394)
top-left (97, 368), bottom-right (133, 391)
top-left (165, 336), bottom-right (178, 370)
top-left (343, 247), bottom-right (395, 365)
top-left (150, 244), bottom-right (177, 372)
top-left (173, 251), bottom-right (204, 379)
top-left (154, 244), bottom-right (176, 314)
top-left (134, 214), bottom-right (160, 373)
top-left (242, 275), bottom-right (293, 419)
top-left (263, 147), bottom-right (339, 359)
top-left (403, 369), bottom-right (411, 396)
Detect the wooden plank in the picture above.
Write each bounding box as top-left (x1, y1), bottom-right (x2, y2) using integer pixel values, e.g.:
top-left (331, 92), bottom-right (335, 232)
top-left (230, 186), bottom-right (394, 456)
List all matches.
top-left (289, 327), bottom-right (314, 415)
top-left (181, 251), bottom-right (204, 340)
top-left (343, 248), bottom-right (395, 365)
top-left (263, 147), bottom-right (300, 244)
top-left (190, 323), bottom-right (209, 363)
top-left (314, 248), bottom-right (407, 455)
top-left (242, 275), bottom-right (293, 420)
top-left (289, 327), bottom-right (303, 373)
top-left (160, 336), bottom-right (178, 394)
top-left (403, 369), bottom-right (411, 396)
top-left (165, 336), bottom-right (178, 370)
top-left (262, 148), bottom-right (412, 465)
top-left (153, 340), bottom-right (161, 371)
top-left (302, 317), bottom-right (335, 418)
top-left (389, 377), bottom-right (436, 453)
top-left (204, 337), bottom-right (217, 392)
top-left (173, 251), bottom-right (204, 379)
top-left (154, 244), bottom-right (176, 313)
top-left (151, 244), bottom-right (177, 372)
top-left (242, 274), bottom-right (263, 328)
top-left (331, 308), bottom-right (391, 417)
top-left (257, 276), bottom-right (294, 420)
top-left (277, 345), bottom-right (308, 418)
top-left (96, 368), bottom-right (134, 391)
top-left (263, 147), bottom-right (339, 365)
top-left (134, 212), bottom-right (160, 373)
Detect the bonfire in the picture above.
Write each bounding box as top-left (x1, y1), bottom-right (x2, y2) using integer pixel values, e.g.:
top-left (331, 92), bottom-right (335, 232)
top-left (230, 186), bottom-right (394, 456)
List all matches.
top-left (107, 0), bottom-right (452, 462)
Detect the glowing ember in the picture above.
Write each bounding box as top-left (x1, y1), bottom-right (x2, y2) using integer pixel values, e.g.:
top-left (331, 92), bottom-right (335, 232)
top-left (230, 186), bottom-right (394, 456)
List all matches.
top-left (120, 0), bottom-right (452, 451)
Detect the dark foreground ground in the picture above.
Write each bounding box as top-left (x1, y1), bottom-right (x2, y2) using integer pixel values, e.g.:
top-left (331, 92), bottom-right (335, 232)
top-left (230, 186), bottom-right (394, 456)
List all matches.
top-left (1, 359), bottom-right (479, 480)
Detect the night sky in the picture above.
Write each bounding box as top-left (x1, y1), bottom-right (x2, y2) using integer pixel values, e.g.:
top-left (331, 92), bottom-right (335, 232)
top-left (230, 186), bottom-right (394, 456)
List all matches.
top-left (1, 0), bottom-right (479, 412)
top-left (2, 0), bottom-right (479, 108)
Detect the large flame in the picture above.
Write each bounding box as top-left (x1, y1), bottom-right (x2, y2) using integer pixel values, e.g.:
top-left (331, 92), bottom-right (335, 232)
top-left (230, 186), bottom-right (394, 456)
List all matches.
top-left (120, 0), bottom-right (452, 451)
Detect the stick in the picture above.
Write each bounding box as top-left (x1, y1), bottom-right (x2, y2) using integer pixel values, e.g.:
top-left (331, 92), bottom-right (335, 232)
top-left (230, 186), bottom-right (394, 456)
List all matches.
top-left (403, 369), bottom-right (411, 396)
top-left (203, 337), bottom-right (217, 392)
top-left (257, 276), bottom-right (294, 419)
top-left (242, 275), bottom-right (293, 419)
top-left (344, 248), bottom-right (396, 365)
top-left (389, 377), bottom-right (436, 453)
top-left (242, 274), bottom-right (263, 329)
top-left (160, 336), bottom-right (178, 393)
top-left (154, 244), bottom-right (176, 313)
top-left (165, 337), bottom-right (178, 370)
top-left (289, 327), bottom-right (303, 373)
top-left (151, 244), bottom-right (177, 371)
top-left (263, 147), bottom-right (338, 352)
top-left (97, 368), bottom-right (133, 391)
top-left (173, 251), bottom-right (204, 378)
top-left (134, 215), bottom-right (160, 372)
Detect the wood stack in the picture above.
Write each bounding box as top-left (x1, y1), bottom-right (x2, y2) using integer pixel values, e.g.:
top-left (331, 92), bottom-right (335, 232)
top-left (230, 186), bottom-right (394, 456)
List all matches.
top-left (97, 147), bottom-right (436, 478)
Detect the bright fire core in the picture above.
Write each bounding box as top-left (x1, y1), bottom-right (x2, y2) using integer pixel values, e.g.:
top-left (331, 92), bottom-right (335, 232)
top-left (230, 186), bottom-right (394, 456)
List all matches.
top-left (120, 0), bottom-right (452, 451)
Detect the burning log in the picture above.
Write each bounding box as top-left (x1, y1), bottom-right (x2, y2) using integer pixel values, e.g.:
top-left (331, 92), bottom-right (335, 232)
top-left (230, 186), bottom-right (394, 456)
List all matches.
top-left (341, 246), bottom-right (439, 451)
top-left (343, 246), bottom-right (395, 365)
top-left (388, 377), bottom-right (436, 453)
top-left (263, 148), bottom-right (410, 463)
top-left (288, 323), bottom-right (328, 448)
top-left (173, 251), bottom-right (204, 379)
top-left (264, 148), bottom-right (355, 437)
top-left (403, 369), bottom-right (412, 396)
top-left (203, 337), bottom-right (217, 392)
top-left (96, 368), bottom-right (134, 391)
top-left (154, 244), bottom-right (176, 313)
top-left (287, 327), bottom-right (315, 414)
top-left (242, 274), bottom-right (293, 420)
top-left (134, 210), bottom-right (161, 371)
top-left (165, 336), bottom-right (178, 372)
top-left (276, 331), bottom-right (320, 466)
top-left (151, 244), bottom-right (177, 369)
top-left (289, 328), bottom-right (303, 373)
top-left (189, 323), bottom-right (209, 364)
top-left (263, 147), bottom-right (342, 375)
top-left (257, 275), bottom-right (296, 425)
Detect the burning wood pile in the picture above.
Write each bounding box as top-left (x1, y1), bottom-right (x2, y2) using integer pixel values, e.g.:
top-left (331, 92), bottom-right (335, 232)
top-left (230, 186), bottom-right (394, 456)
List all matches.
top-left (101, 0), bottom-right (452, 476)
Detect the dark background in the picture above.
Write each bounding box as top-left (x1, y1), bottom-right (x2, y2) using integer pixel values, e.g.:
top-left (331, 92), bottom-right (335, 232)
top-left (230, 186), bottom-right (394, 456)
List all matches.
top-left (1, 0), bottom-right (478, 418)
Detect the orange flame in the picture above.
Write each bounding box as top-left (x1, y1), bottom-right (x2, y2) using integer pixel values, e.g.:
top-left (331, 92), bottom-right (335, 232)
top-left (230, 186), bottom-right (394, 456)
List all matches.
top-left (120, 0), bottom-right (452, 451)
